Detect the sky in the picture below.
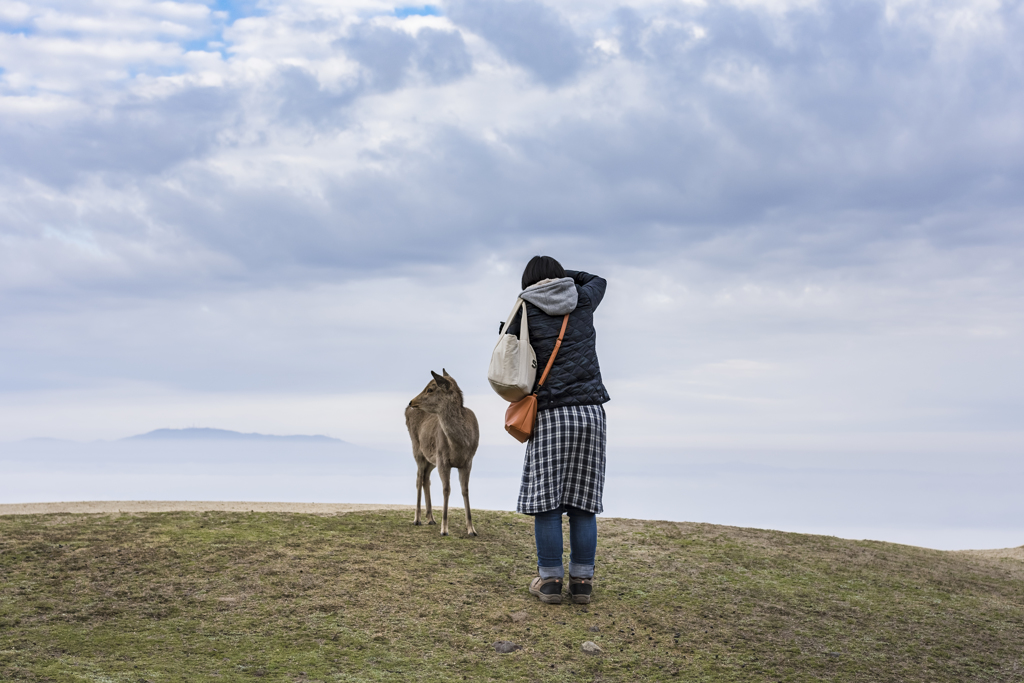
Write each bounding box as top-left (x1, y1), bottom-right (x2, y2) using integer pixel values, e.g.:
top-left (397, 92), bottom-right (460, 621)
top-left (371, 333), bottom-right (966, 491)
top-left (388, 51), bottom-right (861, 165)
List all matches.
top-left (1, 0), bottom-right (1022, 521)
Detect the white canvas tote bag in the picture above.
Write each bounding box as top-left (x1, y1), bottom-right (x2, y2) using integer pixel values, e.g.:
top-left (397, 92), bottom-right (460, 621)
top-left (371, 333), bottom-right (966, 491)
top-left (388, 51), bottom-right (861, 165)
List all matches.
top-left (487, 298), bottom-right (538, 402)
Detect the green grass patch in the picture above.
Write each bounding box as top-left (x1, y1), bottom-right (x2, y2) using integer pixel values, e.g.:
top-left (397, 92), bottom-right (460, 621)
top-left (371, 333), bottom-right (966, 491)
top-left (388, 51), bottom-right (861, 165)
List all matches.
top-left (1, 510), bottom-right (1022, 681)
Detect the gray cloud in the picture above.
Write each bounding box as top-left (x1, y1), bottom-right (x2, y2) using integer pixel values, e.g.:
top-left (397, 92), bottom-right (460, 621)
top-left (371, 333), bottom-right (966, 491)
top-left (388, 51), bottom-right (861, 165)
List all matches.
top-left (415, 27), bottom-right (473, 84)
top-left (0, 85), bottom-right (238, 187)
top-left (272, 65), bottom-right (361, 125)
top-left (270, 25), bottom-right (472, 125)
top-left (447, 0), bottom-right (585, 85)
top-left (341, 23), bottom-right (419, 92)
top-left (338, 23), bottom-right (473, 92)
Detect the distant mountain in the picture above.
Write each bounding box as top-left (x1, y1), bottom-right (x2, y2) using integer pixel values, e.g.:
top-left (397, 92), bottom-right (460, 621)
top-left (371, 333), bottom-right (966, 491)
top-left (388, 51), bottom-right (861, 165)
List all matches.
top-left (124, 428), bottom-right (345, 443)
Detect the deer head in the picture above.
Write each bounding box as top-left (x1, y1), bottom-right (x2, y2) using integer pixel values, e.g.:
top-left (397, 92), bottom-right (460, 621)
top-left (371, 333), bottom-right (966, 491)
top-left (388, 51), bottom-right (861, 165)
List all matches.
top-left (408, 369), bottom-right (462, 413)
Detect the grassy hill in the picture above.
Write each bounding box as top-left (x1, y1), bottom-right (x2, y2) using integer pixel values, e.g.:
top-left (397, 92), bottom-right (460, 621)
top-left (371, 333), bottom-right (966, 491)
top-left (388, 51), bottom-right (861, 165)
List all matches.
top-left (1, 509), bottom-right (1021, 682)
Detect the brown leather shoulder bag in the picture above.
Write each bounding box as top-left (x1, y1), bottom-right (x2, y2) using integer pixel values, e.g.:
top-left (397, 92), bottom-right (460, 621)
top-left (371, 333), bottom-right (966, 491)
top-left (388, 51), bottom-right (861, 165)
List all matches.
top-left (504, 313), bottom-right (570, 443)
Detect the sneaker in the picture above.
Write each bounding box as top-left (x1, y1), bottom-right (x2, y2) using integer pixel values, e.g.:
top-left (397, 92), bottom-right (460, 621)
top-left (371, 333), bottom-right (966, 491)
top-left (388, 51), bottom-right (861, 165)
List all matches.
top-left (529, 576), bottom-right (563, 604)
top-left (568, 576), bottom-right (593, 604)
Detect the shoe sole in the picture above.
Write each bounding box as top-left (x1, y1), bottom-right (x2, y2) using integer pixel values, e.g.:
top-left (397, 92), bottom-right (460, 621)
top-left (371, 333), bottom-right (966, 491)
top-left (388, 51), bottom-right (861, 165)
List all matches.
top-left (569, 578), bottom-right (593, 604)
top-left (530, 587), bottom-right (562, 604)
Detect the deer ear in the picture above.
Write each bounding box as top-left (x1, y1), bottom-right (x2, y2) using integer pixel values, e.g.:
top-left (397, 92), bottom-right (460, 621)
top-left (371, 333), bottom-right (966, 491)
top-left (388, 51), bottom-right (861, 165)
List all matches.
top-left (431, 370), bottom-right (451, 388)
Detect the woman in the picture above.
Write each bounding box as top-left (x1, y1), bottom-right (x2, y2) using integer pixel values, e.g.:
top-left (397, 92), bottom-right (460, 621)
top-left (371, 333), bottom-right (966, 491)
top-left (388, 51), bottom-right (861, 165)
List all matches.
top-left (505, 255), bottom-right (610, 605)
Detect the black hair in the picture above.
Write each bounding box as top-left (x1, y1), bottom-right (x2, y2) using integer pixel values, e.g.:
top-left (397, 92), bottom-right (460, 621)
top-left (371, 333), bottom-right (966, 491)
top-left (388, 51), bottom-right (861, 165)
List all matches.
top-left (521, 255), bottom-right (565, 290)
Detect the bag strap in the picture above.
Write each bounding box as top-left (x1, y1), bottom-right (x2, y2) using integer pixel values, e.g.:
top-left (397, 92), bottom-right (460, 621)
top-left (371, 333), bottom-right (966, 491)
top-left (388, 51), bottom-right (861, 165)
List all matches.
top-left (535, 313), bottom-right (570, 391)
top-left (500, 298), bottom-right (529, 347)
top-left (521, 300), bottom-right (529, 349)
top-left (500, 298), bottom-right (523, 336)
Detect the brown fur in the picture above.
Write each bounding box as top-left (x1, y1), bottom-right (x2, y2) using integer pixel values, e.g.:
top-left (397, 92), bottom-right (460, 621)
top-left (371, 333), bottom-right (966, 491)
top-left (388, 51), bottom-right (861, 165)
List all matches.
top-left (405, 369), bottom-right (480, 536)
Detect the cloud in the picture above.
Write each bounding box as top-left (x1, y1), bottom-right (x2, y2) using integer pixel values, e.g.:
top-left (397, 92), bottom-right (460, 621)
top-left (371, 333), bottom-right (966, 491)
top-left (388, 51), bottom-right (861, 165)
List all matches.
top-left (271, 64), bottom-right (361, 125)
top-left (335, 21), bottom-right (472, 93)
top-left (1, 85), bottom-right (238, 187)
top-left (446, 0), bottom-right (585, 85)
top-left (415, 27), bottom-right (472, 83)
top-left (341, 22), bottom-right (419, 92)
top-left (0, 0), bottom-right (1022, 447)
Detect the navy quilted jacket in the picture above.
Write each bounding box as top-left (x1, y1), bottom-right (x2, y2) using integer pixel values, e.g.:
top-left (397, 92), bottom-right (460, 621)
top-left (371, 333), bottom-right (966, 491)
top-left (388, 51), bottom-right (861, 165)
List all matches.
top-left (504, 270), bottom-right (611, 411)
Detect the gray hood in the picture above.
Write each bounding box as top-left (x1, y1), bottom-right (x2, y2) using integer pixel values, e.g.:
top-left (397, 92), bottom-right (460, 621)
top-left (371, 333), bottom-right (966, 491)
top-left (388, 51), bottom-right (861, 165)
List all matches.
top-left (520, 277), bottom-right (578, 315)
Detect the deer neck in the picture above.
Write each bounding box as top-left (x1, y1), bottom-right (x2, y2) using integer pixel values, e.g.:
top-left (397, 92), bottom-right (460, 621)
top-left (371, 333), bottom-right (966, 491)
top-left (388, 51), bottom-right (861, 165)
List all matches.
top-left (435, 402), bottom-right (472, 448)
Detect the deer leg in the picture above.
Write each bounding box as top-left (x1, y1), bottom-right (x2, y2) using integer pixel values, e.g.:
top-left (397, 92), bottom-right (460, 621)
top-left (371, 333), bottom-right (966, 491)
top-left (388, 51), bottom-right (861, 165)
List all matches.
top-left (414, 482), bottom-right (422, 525)
top-left (413, 460), bottom-right (428, 525)
top-left (422, 463), bottom-right (436, 525)
top-left (458, 466), bottom-right (477, 537)
top-left (437, 463), bottom-right (452, 537)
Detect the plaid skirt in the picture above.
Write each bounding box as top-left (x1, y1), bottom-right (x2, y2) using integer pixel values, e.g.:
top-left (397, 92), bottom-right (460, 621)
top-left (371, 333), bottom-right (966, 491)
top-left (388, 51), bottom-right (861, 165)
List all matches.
top-left (517, 404), bottom-right (607, 515)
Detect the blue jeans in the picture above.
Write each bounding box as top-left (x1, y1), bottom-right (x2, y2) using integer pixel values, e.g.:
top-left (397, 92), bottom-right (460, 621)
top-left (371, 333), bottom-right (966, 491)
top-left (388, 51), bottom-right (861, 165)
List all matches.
top-left (533, 505), bottom-right (596, 580)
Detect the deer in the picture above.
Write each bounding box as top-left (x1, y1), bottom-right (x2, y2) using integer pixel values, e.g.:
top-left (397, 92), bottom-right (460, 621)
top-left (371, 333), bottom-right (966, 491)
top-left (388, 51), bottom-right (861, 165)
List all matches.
top-left (405, 369), bottom-right (480, 537)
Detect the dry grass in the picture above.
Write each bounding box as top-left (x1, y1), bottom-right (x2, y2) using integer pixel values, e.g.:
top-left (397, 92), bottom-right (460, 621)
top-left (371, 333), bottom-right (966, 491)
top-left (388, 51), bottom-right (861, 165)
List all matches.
top-left (1, 509), bottom-right (1022, 682)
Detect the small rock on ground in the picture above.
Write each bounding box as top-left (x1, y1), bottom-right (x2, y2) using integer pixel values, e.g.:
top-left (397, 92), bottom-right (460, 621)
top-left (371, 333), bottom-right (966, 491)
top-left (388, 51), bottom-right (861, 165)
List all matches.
top-left (582, 641), bottom-right (603, 655)
top-left (494, 641), bottom-right (522, 653)
top-left (510, 611), bottom-right (529, 623)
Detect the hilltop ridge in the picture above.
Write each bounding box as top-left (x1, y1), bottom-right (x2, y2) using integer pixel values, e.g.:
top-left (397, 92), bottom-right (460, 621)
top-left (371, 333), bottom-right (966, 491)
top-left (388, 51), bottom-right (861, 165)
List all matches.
top-left (1, 509), bottom-right (1022, 681)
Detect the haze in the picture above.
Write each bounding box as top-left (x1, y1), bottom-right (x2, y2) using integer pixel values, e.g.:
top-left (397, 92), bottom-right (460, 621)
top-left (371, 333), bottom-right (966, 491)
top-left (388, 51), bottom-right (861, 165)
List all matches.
top-left (1, 0), bottom-right (1022, 549)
